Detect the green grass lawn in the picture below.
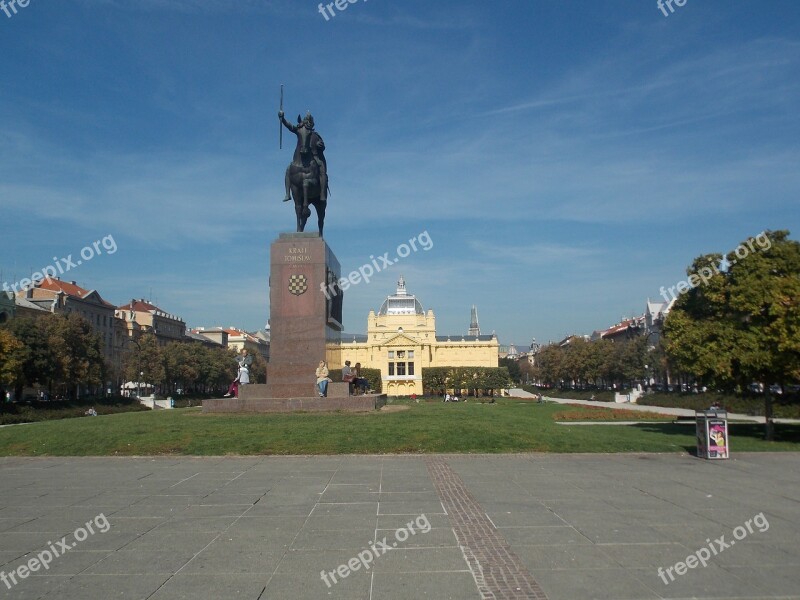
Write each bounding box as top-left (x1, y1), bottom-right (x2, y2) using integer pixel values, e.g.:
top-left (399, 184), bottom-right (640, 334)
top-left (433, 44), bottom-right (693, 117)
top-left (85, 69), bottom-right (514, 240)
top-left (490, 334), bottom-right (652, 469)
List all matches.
top-left (0, 399), bottom-right (797, 456)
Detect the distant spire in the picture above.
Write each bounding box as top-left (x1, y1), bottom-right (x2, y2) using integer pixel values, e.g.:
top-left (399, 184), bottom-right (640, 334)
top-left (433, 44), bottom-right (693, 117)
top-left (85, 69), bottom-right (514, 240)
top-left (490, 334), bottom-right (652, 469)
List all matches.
top-left (468, 305), bottom-right (480, 336)
top-left (396, 276), bottom-right (407, 296)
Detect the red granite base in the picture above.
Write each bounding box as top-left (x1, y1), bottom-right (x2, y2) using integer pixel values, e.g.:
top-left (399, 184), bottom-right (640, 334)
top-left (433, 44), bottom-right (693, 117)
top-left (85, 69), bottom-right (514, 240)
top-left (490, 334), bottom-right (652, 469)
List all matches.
top-left (202, 395), bottom-right (386, 414)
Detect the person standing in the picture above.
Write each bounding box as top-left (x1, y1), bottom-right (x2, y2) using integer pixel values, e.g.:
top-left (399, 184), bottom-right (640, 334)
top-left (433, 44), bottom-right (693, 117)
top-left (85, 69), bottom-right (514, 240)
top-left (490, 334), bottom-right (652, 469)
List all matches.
top-left (316, 360), bottom-right (331, 397)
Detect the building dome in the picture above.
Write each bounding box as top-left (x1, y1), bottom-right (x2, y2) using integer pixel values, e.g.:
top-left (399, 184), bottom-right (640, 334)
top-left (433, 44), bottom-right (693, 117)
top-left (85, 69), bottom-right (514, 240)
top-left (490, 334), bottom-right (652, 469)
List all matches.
top-left (377, 276), bottom-right (425, 316)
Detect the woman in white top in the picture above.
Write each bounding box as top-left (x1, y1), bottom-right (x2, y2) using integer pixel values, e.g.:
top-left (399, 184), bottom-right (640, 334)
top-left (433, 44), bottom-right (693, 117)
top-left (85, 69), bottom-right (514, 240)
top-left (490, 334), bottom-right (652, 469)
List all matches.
top-left (316, 360), bottom-right (331, 397)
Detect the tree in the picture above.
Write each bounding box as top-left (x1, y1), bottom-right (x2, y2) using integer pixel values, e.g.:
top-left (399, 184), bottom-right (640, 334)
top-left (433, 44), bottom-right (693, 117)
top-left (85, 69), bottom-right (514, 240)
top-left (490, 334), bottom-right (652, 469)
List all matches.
top-left (3, 316), bottom-right (59, 398)
top-left (0, 329), bottom-right (24, 393)
top-left (422, 367), bottom-right (511, 397)
top-left (164, 342), bottom-right (200, 393)
top-left (249, 352), bottom-right (267, 384)
top-left (125, 334), bottom-right (164, 389)
top-left (534, 344), bottom-right (565, 387)
top-left (499, 357), bottom-right (521, 383)
top-left (44, 313), bottom-right (105, 396)
top-left (3, 314), bottom-right (104, 398)
top-left (664, 230), bottom-right (800, 439)
top-left (585, 338), bottom-right (610, 387)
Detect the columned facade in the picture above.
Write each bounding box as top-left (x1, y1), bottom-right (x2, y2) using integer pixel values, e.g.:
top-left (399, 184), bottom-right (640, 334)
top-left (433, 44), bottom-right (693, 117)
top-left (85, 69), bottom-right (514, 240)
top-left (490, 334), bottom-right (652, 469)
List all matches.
top-left (335, 277), bottom-right (498, 396)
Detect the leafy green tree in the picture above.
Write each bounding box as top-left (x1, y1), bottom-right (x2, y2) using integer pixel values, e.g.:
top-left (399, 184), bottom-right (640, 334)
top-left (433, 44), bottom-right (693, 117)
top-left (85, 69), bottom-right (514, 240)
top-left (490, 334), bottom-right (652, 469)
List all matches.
top-left (125, 334), bottom-right (164, 389)
top-left (500, 357), bottom-right (521, 383)
top-left (164, 342), bottom-right (200, 393)
top-left (3, 317), bottom-right (59, 397)
top-left (249, 352), bottom-right (267, 384)
top-left (618, 336), bottom-right (647, 385)
top-left (3, 314), bottom-right (104, 398)
top-left (585, 339), bottom-right (610, 387)
top-left (44, 313), bottom-right (105, 395)
top-left (664, 230), bottom-right (800, 439)
top-left (534, 344), bottom-right (566, 387)
top-left (360, 368), bottom-right (382, 393)
top-left (422, 367), bottom-right (449, 395)
top-left (421, 367), bottom-right (511, 397)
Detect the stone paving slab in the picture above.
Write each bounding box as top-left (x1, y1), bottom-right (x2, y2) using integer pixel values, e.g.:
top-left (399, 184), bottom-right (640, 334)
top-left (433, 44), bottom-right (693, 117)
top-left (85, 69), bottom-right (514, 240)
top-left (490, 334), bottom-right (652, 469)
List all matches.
top-left (0, 454), bottom-right (798, 599)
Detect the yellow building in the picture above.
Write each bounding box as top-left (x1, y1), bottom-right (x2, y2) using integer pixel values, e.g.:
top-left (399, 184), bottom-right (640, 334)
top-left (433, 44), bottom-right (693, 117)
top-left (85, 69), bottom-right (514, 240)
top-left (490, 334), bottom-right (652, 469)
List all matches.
top-left (116, 299), bottom-right (186, 347)
top-left (336, 277), bottom-right (498, 396)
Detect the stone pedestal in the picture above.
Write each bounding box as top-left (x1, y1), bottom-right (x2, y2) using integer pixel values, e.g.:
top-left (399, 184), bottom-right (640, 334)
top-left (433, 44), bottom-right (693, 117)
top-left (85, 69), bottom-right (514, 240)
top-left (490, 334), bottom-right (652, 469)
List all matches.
top-left (202, 384), bottom-right (386, 414)
top-left (265, 233), bottom-right (342, 398)
top-left (201, 233), bottom-right (382, 414)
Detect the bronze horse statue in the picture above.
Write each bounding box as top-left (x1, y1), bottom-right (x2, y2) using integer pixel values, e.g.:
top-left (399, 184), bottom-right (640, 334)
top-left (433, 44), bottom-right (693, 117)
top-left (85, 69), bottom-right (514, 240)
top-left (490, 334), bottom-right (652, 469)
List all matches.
top-left (279, 111), bottom-right (328, 236)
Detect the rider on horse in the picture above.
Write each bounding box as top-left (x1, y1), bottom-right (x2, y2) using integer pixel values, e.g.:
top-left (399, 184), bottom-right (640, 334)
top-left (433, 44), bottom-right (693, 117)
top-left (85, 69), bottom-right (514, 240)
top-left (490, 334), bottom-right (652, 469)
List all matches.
top-left (279, 111), bottom-right (328, 203)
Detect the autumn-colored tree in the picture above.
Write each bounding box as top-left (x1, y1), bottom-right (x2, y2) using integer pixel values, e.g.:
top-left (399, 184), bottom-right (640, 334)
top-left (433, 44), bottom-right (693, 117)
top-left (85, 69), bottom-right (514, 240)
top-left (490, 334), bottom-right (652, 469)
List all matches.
top-left (0, 329), bottom-right (24, 392)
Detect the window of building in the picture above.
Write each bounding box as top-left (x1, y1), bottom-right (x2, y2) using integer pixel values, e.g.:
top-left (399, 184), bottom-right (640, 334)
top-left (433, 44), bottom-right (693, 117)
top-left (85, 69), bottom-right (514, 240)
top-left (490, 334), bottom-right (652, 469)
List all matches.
top-left (397, 350), bottom-right (405, 358)
top-left (408, 362), bottom-right (415, 376)
top-left (388, 351), bottom-right (395, 359)
top-left (397, 362), bottom-right (406, 376)
top-left (388, 362), bottom-right (395, 376)
top-left (408, 350), bottom-right (414, 359)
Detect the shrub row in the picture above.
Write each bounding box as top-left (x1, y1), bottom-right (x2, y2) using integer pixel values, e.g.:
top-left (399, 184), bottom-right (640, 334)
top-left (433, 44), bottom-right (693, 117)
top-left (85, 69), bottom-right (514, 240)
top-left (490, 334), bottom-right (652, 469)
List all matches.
top-left (0, 395), bottom-right (150, 425)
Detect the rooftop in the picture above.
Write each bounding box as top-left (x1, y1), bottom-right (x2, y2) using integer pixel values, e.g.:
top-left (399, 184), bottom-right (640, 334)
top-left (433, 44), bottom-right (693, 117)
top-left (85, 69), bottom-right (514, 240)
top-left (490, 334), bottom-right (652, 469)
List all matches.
top-left (377, 276), bottom-right (425, 316)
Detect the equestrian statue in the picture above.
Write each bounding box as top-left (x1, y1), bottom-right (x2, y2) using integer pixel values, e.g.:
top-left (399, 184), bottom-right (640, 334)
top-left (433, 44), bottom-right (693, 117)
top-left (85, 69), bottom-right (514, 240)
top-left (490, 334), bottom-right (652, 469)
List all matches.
top-left (278, 95), bottom-right (329, 236)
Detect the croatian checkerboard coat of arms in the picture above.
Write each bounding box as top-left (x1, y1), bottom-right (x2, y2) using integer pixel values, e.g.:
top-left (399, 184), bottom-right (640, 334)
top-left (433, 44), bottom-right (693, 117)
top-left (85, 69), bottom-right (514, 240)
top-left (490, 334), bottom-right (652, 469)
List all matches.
top-left (288, 274), bottom-right (308, 296)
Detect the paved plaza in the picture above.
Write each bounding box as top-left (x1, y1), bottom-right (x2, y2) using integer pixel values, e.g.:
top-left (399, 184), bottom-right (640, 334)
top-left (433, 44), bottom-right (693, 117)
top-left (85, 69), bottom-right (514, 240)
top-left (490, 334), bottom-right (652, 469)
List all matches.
top-left (1, 453), bottom-right (799, 600)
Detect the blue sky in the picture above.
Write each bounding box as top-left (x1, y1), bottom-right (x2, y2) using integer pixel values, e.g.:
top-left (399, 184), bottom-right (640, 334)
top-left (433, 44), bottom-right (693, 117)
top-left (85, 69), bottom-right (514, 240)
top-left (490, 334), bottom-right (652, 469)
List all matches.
top-left (1, 0), bottom-right (799, 346)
